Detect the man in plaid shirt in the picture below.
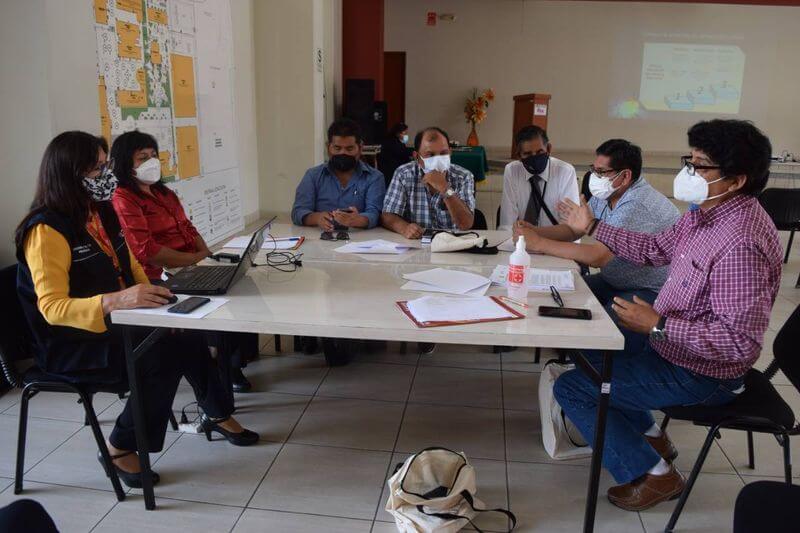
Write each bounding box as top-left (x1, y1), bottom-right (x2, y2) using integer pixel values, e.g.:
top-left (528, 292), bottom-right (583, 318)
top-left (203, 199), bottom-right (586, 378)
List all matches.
top-left (381, 127), bottom-right (475, 238)
top-left (553, 120), bottom-right (782, 511)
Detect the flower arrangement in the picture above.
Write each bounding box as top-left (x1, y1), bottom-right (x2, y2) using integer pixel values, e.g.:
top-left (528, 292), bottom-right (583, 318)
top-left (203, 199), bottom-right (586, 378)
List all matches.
top-left (464, 88), bottom-right (494, 146)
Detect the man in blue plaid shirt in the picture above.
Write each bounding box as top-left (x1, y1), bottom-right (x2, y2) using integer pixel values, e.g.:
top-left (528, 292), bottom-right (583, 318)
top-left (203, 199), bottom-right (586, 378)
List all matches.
top-left (381, 127), bottom-right (475, 238)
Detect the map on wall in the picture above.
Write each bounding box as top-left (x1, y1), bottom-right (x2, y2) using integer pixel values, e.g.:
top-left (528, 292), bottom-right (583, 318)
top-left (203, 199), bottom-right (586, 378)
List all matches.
top-left (93, 0), bottom-right (243, 243)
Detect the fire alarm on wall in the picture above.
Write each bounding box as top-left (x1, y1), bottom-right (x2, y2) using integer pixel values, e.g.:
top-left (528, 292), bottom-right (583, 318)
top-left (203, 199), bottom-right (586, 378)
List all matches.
top-left (426, 11), bottom-right (437, 26)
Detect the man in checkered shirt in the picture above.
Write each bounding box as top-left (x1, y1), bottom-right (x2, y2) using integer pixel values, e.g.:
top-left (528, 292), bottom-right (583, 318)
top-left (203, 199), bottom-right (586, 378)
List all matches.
top-left (381, 127), bottom-right (475, 238)
top-left (554, 120), bottom-right (782, 512)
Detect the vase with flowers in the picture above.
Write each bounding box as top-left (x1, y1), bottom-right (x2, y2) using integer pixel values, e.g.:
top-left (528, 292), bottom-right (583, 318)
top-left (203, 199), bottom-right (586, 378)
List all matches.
top-left (464, 88), bottom-right (494, 146)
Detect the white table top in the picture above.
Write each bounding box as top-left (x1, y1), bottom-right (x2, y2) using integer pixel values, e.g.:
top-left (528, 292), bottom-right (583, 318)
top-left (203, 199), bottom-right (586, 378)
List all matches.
top-left (112, 261), bottom-right (624, 350)
top-left (238, 223), bottom-right (577, 270)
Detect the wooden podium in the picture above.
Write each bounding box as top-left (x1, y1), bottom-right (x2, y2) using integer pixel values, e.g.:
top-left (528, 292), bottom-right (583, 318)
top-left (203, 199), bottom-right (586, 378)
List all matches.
top-left (511, 93), bottom-right (551, 158)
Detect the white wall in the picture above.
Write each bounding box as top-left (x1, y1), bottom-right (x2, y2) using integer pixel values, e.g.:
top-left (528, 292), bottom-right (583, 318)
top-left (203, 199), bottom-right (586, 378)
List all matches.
top-left (385, 0), bottom-right (800, 155)
top-left (0, 0), bottom-right (261, 263)
top-left (253, 0), bottom-right (338, 215)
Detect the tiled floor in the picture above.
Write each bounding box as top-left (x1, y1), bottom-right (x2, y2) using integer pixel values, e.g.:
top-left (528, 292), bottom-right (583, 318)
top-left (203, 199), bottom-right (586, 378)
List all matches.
top-left (0, 239), bottom-right (797, 532)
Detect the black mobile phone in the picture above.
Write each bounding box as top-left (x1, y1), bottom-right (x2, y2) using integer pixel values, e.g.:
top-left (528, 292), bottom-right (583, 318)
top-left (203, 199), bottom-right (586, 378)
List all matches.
top-left (538, 306), bottom-right (593, 320)
top-left (168, 296), bottom-right (211, 314)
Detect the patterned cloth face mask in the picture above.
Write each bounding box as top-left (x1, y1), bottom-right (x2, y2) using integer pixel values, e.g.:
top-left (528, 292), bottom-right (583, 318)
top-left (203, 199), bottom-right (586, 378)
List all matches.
top-left (82, 165), bottom-right (119, 202)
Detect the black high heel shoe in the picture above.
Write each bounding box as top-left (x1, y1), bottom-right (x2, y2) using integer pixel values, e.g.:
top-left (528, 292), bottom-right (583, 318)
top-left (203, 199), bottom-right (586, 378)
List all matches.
top-left (97, 450), bottom-right (160, 488)
top-left (198, 414), bottom-right (259, 446)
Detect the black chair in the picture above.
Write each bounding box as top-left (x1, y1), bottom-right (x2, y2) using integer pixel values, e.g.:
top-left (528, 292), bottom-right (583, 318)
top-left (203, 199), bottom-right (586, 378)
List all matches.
top-left (472, 208), bottom-right (488, 231)
top-left (0, 264), bottom-right (126, 501)
top-left (495, 205), bottom-right (502, 230)
top-left (580, 170), bottom-right (593, 202)
top-left (758, 188), bottom-right (800, 265)
top-left (660, 303), bottom-right (800, 532)
top-left (733, 480), bottom-right (800, 533)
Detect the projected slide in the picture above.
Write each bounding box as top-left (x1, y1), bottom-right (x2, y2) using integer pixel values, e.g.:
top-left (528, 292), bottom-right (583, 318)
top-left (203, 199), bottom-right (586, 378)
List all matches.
top-left (638, 43), bottom-right (745, 114)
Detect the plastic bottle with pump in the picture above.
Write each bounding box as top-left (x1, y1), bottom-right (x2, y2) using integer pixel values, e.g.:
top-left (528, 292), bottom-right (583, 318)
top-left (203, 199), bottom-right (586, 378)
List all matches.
top-left (507, 236), bottom-right (530, 301)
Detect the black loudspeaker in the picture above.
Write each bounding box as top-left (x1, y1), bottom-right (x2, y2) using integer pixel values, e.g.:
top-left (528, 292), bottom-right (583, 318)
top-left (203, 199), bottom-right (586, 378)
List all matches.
top-left (370, 101), bottom-right (387, 144)
top-left (344, 79), bottom-right (375, 120)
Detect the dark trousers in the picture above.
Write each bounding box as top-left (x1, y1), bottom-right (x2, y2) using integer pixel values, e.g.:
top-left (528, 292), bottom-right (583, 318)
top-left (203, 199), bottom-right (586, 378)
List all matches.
top-left (0, 499), bottom-right (58, 533)
top-left (207, 331), bottom-right (259, 368)
top-left (58, 329), bottom-right (234, 453)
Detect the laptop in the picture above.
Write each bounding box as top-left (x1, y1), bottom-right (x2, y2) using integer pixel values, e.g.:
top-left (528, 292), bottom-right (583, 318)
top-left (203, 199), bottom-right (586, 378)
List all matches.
top-left (165, 217), bottom-right (275, 295)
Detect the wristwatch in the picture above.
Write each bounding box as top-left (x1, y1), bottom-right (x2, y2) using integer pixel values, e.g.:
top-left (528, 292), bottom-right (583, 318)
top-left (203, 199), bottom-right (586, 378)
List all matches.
top-left (444, 188), bottom-right (456, 198)
top-left (650, 316), bottom-right (668, 341)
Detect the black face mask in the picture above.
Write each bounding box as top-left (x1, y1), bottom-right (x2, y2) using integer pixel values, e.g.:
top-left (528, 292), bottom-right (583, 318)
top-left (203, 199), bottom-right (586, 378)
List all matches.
top-left (329, 154), bottom-right (358, 172)
top-left (521, 153), bottom-right (549, 175)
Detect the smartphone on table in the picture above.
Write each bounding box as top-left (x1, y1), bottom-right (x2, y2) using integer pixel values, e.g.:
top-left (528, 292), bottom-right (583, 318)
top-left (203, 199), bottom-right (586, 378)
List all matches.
top-left (538, 306), bottom-right (592, 320)
top-left (168, 296), bottom-right (211, 314)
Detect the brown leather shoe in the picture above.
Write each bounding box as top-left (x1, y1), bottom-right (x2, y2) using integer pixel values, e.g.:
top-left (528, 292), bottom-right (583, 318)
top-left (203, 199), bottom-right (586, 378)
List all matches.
top-left (607, 464), bottom-right (686, 511)
top-left (646, 431), bottom-right (679, 462)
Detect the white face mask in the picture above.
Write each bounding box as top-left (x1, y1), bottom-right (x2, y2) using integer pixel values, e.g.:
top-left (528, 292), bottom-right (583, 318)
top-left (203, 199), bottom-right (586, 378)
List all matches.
top-left (588, 171), bottom-right (622, 200)
top-left (401, 134), bottom-right (409, 144)
top-left (421, 154), bottom-right (450, 174)
top-left (672, 166), bottom-right (728, 204)
top-left (135, 157), bottom-right (161, 185)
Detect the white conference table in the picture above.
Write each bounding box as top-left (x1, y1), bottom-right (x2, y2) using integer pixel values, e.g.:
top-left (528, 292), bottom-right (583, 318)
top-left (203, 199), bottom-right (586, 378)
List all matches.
top-left (233, 222), bottom-right (577, 270)
top-left (111, 219), bottom-right (624, 533)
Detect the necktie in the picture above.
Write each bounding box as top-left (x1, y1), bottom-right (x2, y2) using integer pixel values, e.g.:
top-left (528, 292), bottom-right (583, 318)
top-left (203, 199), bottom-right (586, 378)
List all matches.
top-left (524, 175), bottom-right (543, 225)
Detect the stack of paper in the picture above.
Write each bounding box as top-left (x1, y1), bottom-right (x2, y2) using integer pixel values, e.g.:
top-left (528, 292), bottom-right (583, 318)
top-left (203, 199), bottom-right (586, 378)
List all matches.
top-left (405, 295), bottom-right (517, 323)
top-left (401, 268), bottom-right (491, 296)
top-left (223, 235), bottom-right (303, 251)
top-left (334, 239), bottom-right (414, 254)
top-left (123, 295), bottom-right (228, 319)
top-left (490, 265), bottom-right (575, 291)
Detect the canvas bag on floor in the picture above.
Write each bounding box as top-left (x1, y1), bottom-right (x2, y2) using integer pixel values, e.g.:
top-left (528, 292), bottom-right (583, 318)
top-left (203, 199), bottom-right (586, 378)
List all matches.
top-left (539, 360), bottom-right (593, 460)
top-left (385, 448), bottom-right (516, 533)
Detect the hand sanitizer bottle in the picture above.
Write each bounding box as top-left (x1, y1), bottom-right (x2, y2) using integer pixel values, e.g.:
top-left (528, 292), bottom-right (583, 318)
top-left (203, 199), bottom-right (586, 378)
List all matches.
top-left (507, 236), bottom-right (530, 301)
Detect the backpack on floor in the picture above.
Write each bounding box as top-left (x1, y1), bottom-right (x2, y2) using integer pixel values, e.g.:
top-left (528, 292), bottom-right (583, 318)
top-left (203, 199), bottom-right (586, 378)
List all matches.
top-left (539, 361), bottom-right (592, 460)
top-left (385, 447), bottom-right (516, 533)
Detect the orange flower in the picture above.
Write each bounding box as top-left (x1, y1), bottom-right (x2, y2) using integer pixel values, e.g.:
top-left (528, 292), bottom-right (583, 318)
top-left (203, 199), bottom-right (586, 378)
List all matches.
top-left (483, 88), bottom-right (495, 101)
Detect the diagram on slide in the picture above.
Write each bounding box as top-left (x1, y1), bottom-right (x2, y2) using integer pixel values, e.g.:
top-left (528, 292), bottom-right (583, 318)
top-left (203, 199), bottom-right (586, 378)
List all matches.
top-left (638, 43), bottom-right (745, 114)
top-left (92, 0), bottom-right (242, 243)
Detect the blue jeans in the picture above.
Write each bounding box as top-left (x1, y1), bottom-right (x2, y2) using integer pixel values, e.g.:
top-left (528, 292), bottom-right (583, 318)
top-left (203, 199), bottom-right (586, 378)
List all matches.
top-left (584, 273), bottom-right (656, 354)
top-left (553, 343), bottom-right (743, 484)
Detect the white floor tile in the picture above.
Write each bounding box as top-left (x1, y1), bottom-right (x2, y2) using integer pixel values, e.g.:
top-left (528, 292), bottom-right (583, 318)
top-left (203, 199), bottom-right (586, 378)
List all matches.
top-left (639, 472), bottom-right (744, 533)
top-left (396, 404), bottom-right (505, 460)
top-left (317, 363), bottom-right (415, 402)
top-left (249, 443), bottom-right (391, 520)
top-left (502, 348), bottom-right (554, 373)
top-left (3, 390), bottom-right (118, 424)
top-left (0, 414), bottom-right (81, 478)
top-left (233, 508), bottom-right (372, 533)
top-left (25, 425), bottom-right (179, 491)
top-left (410, 367), bottom-right (502, 409)
top-left (504, 409), bottom-right (590, 466)
top-left (127, 433), bottom-right (279, 506)
top-left (502, 371), bottom-right (540, 411)
top-left (290, 396), bottom-right (404, 451)
top-left (93, 494), bottom-right (242, 532)
top-left (247, 355), bottom-right (329, 395)
top-left (0, 481), bottom-right (118, 533)
top-left (507, 461), bottom-right (645, 532)
top-left (227, 391), bottom-right (312, 443)
top-left (0, 388), bottom-right (21, 414)
top-left (418, 344), bottom-right (501, 371)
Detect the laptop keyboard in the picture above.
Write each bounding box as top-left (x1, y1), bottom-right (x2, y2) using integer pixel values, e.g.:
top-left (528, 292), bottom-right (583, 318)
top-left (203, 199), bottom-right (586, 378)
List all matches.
top-left (181, 266), bottom-right (234, 290)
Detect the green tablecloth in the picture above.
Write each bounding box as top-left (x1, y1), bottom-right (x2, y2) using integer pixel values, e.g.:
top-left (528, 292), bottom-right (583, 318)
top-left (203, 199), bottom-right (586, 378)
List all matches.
top-left (451, 146), bottom-right (489, 182)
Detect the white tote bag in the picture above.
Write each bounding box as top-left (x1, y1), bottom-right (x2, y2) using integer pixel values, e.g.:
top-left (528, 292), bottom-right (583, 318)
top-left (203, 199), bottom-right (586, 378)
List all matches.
top-left (539, 361), bottom-right (593, 460)
top-left (385, 448), bottom-right (516, 533)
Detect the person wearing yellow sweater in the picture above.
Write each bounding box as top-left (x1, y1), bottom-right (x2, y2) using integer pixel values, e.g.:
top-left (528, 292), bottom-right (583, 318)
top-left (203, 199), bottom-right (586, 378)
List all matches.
top-left (15, 132), bottom-right (258, 489)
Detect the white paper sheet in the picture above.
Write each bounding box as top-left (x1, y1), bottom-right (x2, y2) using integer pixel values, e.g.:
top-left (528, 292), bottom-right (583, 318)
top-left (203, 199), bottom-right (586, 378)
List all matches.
top-left (490, 266), bottom-right (575, 291)
top-left (123, 295), bottom-right (228, 319)
top-left (402, 268), bottom-right (491, 295)
top-left (223, 235), bottom-right (302, 250)
top-left (401, 280), bottom-right (490, 297)
top-left (405, 296), bottom-right (517, 323)
top-left (334, 239), bottom-right (414, 254)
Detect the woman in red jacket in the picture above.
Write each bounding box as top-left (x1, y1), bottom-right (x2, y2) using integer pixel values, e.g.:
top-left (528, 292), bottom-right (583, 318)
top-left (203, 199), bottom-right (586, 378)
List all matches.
top-left (110, 131), bottom-right (257, 392)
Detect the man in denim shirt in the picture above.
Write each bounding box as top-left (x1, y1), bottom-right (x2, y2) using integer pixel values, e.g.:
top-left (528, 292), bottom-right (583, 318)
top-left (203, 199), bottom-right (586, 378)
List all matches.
top-left (292, 118), bottom-right (386, 230)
